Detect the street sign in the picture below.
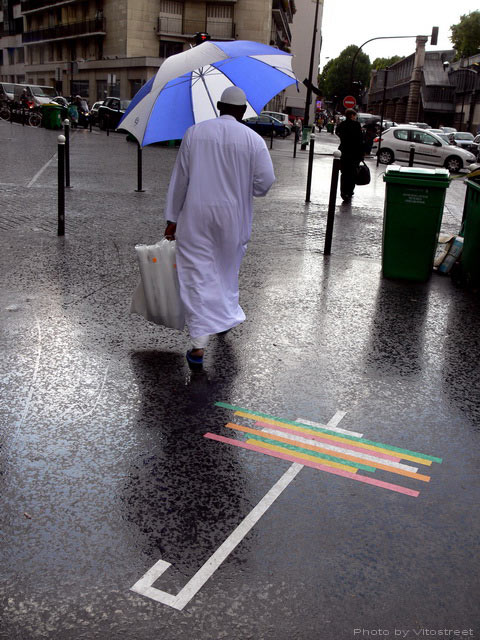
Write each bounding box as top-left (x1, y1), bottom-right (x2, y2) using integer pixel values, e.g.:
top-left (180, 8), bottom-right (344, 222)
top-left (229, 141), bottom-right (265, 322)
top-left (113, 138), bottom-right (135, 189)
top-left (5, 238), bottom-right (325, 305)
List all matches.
top-left (343, 95), bottom-right (356, 109)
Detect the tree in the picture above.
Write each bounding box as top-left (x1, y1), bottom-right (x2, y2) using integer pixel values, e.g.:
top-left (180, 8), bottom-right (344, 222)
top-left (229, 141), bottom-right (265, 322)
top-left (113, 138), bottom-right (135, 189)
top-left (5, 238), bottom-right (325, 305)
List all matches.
top-left (372, 55), bottom-right (403, 70)
top-left (317, 45), bottom-right (371, 107)
top-left (450, 10), bottom-right (480, 59)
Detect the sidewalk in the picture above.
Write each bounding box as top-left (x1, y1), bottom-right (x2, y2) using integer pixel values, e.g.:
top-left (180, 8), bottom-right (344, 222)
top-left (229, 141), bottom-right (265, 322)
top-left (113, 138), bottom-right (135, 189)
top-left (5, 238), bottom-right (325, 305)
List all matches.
top-left (1, 121), bottom-right (479, 640)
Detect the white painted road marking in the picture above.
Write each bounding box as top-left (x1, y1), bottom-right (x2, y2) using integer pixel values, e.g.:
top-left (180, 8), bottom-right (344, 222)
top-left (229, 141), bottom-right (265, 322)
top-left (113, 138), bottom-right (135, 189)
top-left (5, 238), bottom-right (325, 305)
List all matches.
top-left (131, 410), bottom-right (346, 610)
top-left (131, 462), bottom-right (304, 610)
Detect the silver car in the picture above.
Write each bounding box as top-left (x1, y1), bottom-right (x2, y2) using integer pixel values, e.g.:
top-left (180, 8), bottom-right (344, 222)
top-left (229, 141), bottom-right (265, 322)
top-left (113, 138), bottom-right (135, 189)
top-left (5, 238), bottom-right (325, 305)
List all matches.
top-left (372, 126), bottom-right (476, 172)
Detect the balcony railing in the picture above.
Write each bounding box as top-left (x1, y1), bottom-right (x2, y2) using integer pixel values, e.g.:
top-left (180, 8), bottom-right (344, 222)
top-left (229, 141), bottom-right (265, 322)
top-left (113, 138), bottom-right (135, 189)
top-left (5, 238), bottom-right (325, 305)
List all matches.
top-left (272, 0), bottom-right (292, 44)
top-left (157, 16), bottom-right (235, 40)
top-left (21, 0), bottom-right (79, 13)
top-left (22, 17), bottom-right (106, 43)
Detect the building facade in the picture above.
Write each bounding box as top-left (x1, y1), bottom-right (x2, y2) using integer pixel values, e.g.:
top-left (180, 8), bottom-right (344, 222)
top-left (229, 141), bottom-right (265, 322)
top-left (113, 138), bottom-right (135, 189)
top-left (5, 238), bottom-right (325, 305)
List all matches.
top-left (283, 0), bottom-right (323, 123)
top-left (367, 38), bottom-right (480, 133)
top-left (1, 0), bottom-right (295, 104)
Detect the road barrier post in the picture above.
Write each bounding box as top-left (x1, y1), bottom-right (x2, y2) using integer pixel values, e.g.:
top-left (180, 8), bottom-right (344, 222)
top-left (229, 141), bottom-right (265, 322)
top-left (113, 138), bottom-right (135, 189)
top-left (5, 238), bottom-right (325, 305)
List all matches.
top-left (57, 135), bottom-right (65, 236)
top-left (64, 119), bottom-right (71, 188)
top-left (305, 133), bottom-right (316, 202)
top-left (409, 144), bottom-right (415, 167)
top-left (324, 151), bottom-right (342, 255)
top-left (135, 142), bottom-right (145, 192)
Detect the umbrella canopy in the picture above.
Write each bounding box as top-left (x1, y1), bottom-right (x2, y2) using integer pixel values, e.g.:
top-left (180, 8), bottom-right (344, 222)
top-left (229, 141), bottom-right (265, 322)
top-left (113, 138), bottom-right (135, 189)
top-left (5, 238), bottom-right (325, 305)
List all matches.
top-left (118, 40), bottom-right (298, 147)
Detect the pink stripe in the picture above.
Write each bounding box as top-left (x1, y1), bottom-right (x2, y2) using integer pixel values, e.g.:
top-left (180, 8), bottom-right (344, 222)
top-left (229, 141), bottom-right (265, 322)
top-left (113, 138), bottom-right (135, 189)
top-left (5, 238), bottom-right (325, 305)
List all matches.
top-left (204, 433), bottom-right (419, 498)
top-left (254, 421), bottom-right (402, 462)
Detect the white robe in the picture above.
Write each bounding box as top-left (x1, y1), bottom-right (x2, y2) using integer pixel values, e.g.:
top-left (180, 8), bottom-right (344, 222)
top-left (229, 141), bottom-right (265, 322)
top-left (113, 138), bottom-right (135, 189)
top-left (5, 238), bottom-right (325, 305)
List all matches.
top-left (164, 114), bottom-right (275, 338)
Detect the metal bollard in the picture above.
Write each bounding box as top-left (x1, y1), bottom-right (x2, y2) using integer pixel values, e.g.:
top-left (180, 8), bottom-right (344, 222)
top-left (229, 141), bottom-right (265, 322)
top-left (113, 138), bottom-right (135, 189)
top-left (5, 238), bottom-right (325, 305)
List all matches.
top-left (324, 150), bottom-right (342, 255)
top-left (63, 119), bottom-right (71, 188)
top-left (293, 128), bottom-right (298, 158)
top-left (57, 135), bottom-right (66, 236)
top-left (22, 107), bottom-right (25, 126)
top-left (106, 114), bottom-right (110, 136)
top-left (305, 133), bottom-right (316, 202)
top-left (270, 123), bottom-right (274, 149)
top-left (408, 144), bottom-right (415, 167)
top-left (135, 142), bottom-right (145, 192)
top-left (89, 114), bottom-right (93, 133)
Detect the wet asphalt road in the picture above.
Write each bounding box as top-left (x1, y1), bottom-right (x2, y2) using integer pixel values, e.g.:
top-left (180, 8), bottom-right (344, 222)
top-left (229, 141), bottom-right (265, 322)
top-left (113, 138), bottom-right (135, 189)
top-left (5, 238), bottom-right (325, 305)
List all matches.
top-left (1, 121), bottom-right (480, 640)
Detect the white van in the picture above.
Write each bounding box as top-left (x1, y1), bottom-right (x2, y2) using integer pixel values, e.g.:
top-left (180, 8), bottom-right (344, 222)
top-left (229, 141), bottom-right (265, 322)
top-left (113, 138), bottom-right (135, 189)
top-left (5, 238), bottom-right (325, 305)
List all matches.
top-left (261, 111), bottom-right (292, 134)
top-left (13, 84), bottom-right (57, 107)
top-left (0, 82), bottom-right (15, 102)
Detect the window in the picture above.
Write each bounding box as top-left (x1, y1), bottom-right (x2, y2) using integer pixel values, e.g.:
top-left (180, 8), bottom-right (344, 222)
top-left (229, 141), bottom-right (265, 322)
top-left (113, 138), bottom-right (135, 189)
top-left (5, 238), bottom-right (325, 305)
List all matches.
top-left (394, 129), bottom-right (409, 141)
top-left (412, 131), bottom-right (436, 145)
top-left (129, 79), bottom-right (143, 99)
top-left (72, 80), bottom-right (89, 98)
top-left (159, 40), bottom-right (184, 58)
top-left (56, 43), bottom-right (63, 61)
top-left (159, 0), bottom-right (183, 34)
top-left (207, 4), bottom-right (233, 39)
top-left (8, 49), bottom-right (15, 65)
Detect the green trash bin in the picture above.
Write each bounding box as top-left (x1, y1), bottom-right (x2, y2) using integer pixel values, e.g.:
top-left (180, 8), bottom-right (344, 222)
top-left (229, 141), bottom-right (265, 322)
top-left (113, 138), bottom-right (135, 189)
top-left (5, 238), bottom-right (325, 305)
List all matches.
top-left (460, 178), bottom-right (480, 287)
top-left (382, 165), bottom-right (450, 281)
top-left (41, 103), bottom-right (63, 129)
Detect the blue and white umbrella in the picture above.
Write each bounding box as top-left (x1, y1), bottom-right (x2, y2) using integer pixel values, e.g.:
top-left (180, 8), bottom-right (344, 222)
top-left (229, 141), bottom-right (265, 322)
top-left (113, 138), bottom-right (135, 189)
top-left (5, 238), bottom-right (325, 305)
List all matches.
top-left (118, 40), bottom-right (298, 147)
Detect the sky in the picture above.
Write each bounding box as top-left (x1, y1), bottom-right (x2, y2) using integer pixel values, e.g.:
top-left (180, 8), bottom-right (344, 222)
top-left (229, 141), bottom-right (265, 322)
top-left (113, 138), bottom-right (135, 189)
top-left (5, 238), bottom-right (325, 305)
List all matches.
top-left (318, 0), bottom-right (479, 71)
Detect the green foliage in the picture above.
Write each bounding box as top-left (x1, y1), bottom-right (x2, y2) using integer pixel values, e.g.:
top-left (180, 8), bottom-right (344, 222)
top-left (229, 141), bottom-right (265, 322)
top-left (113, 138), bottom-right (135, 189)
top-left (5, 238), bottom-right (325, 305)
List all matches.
top-left (450, 10), bottom-right (480, 59)
top-left (372, 55), bottom-right (403, 70)
top-left (317, 45), bottom-right (371, 105)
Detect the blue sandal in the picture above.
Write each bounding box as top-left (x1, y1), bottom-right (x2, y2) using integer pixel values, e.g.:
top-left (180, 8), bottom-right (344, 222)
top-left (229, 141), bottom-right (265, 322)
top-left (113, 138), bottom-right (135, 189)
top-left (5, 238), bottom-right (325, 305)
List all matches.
top-left (186, 350), bottom-right (203, 369)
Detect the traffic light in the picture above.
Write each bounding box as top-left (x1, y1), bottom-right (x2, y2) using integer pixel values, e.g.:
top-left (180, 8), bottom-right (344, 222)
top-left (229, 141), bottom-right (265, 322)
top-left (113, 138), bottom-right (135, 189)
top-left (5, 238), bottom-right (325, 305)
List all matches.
top-left (431, 27), bottom-right (439, 46)
top-left (194, 32), bottom-right (211, 46)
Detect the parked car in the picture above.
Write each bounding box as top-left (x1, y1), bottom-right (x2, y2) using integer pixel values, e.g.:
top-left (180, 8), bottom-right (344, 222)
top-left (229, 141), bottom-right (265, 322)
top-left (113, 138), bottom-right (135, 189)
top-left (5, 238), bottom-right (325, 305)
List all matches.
top-left (260, 111), bottom-right (292, 134)
top-left (440, 126), bottom-right (457, 134)
top-left (97, 97), bottom-right (131, 130)
top-left (243, 114), bottom-right (289, 137)
top-left (381, 119), bottom-right (398, 130)
top-left (408, 121), bottom-right (431, 129)
top-left (437, 133), bottom-right (455, 145)
top-left (90, 101), bottom-right (103, 125)
top-left (372, 125), bottom-right (476, 172)
top-left (448, 131), bottom-right (478, 155)
top-left (426, 128), bottom-right (443, 134)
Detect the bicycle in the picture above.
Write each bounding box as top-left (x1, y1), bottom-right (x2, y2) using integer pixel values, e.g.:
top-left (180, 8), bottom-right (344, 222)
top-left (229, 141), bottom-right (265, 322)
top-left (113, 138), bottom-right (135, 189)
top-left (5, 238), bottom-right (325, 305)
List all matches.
top-left (28, 110), bottom-right (42, 127)
top-left (0, 102), bottom-right (11, 121)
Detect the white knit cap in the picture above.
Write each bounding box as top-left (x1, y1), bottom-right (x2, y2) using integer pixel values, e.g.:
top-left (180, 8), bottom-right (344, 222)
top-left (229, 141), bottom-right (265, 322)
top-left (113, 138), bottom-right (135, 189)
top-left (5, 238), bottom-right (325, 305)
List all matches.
top-left (220, 86), bottom-right (247, 106)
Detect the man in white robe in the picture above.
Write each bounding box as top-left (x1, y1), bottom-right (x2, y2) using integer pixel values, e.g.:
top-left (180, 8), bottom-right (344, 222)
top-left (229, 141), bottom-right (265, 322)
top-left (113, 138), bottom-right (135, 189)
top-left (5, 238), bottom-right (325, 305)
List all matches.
top-left (164, 86), bottom-right (275, 368)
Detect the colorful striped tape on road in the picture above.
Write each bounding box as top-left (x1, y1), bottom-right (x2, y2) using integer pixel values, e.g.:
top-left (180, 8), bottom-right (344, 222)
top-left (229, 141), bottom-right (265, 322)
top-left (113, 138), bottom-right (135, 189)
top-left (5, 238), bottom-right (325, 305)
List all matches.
top-left (206, 403), bottom-right (443, 498)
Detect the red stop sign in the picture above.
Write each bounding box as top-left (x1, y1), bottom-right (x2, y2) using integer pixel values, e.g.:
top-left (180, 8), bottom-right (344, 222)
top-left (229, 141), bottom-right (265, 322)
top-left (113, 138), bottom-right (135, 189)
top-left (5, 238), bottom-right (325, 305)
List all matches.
top-left (343, 95), bottom-right (357, 109)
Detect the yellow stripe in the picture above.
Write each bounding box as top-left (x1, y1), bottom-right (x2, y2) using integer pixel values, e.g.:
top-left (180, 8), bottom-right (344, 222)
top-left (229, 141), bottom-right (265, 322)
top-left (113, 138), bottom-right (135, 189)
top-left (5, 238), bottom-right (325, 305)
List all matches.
top-left (235, 411), bottom-right (432, 466)
top-left (245, 439), bottom-right (359, 473)
top-left (227, 423), bottom-right (429, 482)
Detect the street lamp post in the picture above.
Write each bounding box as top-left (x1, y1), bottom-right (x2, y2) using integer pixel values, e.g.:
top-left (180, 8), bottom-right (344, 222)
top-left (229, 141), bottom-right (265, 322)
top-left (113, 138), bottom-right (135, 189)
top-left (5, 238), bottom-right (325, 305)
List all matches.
top-left (349, 28), bottom-right (438, 92)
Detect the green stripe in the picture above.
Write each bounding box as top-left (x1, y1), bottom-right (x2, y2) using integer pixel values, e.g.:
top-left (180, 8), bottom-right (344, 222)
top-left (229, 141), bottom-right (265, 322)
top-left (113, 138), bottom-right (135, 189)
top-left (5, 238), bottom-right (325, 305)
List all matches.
top-left (242, 433), bottom-right (376, 472)
top-left (215, 402), bottom-right (443, 464)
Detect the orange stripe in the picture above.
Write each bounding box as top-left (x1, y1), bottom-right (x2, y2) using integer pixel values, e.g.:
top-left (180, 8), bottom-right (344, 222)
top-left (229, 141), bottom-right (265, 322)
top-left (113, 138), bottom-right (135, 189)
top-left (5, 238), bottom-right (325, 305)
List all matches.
top-left (225, 423), bottom-right (431, 483)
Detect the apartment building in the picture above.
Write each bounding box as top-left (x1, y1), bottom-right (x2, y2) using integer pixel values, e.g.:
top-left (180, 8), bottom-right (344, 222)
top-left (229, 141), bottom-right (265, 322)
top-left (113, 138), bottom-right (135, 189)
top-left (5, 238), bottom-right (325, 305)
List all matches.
top-left (0, 0), bottom-right (295, 104)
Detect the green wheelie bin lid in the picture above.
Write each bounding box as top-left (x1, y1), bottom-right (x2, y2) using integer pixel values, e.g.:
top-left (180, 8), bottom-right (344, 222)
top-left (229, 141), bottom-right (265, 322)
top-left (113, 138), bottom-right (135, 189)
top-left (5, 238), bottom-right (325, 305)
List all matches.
top-left (383, 165), bottom-right (450, 188)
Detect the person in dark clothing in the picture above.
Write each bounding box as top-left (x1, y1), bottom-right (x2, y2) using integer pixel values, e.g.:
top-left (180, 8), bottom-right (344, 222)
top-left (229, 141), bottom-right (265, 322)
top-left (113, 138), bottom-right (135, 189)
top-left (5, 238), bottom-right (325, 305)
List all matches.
top-left (335, 108), bottom-right (364, 201)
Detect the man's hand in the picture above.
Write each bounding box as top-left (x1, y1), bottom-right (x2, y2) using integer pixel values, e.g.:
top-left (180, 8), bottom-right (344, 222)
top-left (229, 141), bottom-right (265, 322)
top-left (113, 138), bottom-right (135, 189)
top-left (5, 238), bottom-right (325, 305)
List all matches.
top-left (164, 221), bottom-right (177, 241)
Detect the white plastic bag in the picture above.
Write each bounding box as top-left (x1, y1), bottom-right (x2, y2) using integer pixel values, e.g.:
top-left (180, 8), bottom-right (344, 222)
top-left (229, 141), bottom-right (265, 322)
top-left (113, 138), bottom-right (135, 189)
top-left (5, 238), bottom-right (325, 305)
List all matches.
top-left (130, 238), bottom-right (185, 330)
